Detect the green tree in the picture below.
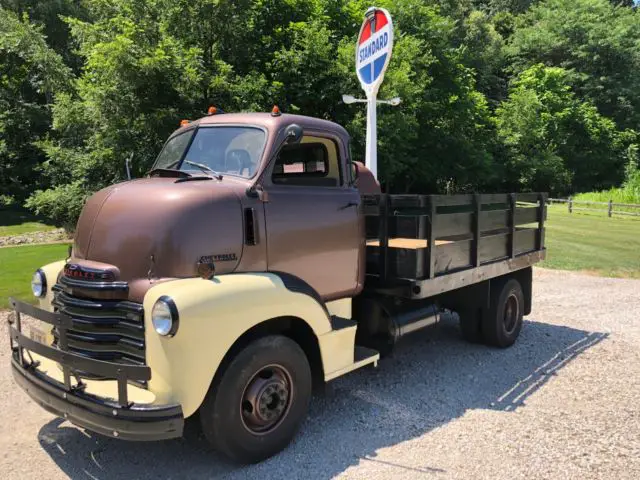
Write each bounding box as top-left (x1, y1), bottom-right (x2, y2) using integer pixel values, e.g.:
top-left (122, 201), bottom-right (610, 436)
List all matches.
top-left (26, 0), bottom-right (206, 225)
top-left (495, 64), bottom-right (630, 193)
top-left (507, 0), bottom-right (640, 131)
top-left (0, 7), bottom-right (70, 206)
top-left (459, 10), bottom-right (505, 101)
top-left (2, 0), bottom-right (89, 71)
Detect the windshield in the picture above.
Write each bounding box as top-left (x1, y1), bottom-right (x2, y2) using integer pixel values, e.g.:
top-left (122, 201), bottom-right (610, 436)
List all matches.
top-left (152, 126), bottom-right (266, 178)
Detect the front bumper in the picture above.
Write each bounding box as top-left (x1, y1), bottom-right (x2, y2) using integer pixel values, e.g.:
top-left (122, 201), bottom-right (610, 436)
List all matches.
top-left (8, 298), bottom-right (184, 441)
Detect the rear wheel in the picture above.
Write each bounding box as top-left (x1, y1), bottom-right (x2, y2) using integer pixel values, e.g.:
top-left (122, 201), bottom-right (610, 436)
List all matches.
top-left (199, 335), bottom-right (312, 464)
top-left (482, 277), bottom-right (524, 348)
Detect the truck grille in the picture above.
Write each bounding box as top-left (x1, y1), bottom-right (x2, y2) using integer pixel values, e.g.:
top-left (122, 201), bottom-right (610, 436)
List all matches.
top-left (51, 285), bottom-right (146, 378)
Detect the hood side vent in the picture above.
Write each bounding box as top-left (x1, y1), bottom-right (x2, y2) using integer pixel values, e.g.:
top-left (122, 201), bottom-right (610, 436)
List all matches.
top-left (244, 207), bottom-right (258, 245)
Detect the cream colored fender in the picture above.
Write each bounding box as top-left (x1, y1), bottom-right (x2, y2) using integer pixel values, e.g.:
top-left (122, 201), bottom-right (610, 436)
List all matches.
top-left (36, 260), bottom-right (66, 312)
top-left (143, 273), bottom-right (336, 418)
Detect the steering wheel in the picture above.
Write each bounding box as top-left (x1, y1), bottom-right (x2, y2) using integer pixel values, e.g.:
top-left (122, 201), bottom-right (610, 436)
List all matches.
top-left (226, 149), bottom-right (253, 176)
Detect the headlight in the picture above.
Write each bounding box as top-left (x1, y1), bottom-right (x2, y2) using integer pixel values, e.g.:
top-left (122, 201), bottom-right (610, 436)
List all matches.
top-left (31, 269), bottom-right (46, 298)
top-left (151, 296), bottom-right (179, 337)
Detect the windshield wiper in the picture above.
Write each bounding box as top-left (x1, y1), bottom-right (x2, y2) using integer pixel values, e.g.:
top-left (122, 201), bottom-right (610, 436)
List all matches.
top-left (147, 167), bottom-right (192, 178)
top-left (183, 160), bottom-right (223, 180)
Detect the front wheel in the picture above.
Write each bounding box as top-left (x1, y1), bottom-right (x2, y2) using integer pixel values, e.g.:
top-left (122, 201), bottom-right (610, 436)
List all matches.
top-left (199, 335), bottom-right (312, 464)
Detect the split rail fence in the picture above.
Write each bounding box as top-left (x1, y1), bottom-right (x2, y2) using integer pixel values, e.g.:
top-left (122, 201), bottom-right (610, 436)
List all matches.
top-left (547, 198), bottom-right (640, 218)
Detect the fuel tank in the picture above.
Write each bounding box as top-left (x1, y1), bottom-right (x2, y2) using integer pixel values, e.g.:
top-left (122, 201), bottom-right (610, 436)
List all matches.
top-left (67, 177), bottom-right (244, 302)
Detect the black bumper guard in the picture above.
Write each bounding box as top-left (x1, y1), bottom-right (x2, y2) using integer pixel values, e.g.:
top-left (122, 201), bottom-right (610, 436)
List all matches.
top-left (7, 297), bottom-right (183, 441)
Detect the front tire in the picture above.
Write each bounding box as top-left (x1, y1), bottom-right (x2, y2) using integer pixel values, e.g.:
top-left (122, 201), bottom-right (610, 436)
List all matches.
top-left (199, 335), bottom-right (312, 464)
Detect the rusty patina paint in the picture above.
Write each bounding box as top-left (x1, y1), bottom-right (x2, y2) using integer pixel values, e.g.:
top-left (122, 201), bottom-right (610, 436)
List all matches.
top-left (66, 113), bottom-right (367, 303)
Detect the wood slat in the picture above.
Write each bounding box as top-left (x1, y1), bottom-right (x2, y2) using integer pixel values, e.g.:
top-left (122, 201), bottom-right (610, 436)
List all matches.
top-left (516, 193), bottom-right (543, 203)
top-left (388, 195), bottom-right (427, 207)
top-left (514, 206), bottom-right (538, 225)
top-left (481, 209), bottom-right (509, 231)
top-left (514, 228), bottom-right (537, 255)
top-left (434, 212), bottom-right (473, 237)
top-left (479, 231), bottom-right (509, 263)
top-left (479, 193), bottom-right (509, 205)
top-left (434, 240), bottom-right (472, 275)
top-left (430, 194), bottom-right (474, 207)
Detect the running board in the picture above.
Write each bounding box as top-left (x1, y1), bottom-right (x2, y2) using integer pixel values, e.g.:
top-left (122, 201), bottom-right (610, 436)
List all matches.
top-left (324, 346), bottom-right (379, 382)
top-left (320, 318), bottom-right (380, 382)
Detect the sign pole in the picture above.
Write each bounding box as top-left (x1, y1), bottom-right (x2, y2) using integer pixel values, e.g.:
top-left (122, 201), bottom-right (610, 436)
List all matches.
top-left (366, 94), bottom-right (378, 179)
top-left (355, 7), bottom-right (393, 182)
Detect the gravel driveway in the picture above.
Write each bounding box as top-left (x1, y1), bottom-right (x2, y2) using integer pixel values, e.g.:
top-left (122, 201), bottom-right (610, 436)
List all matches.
top-left (0, 268), bottom-right (638, 479)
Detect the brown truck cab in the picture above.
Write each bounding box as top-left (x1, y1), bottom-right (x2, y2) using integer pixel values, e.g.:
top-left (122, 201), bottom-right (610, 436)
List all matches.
top-left (8, 107), bottom-right (547, 463)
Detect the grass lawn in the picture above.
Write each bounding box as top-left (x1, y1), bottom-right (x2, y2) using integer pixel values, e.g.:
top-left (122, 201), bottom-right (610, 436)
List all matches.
top-left (0, 243), bottom-right (69, 309)
top-left (540, 205), bottom-right (640, 278)
top-left (0, 208), bottom-right (57, 237)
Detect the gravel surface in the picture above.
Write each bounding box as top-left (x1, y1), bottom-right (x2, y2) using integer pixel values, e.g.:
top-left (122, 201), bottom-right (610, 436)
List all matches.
top-left (1, 268), bottom-right (638, 479)
top-left (0, 229), bottom-right (70, 247)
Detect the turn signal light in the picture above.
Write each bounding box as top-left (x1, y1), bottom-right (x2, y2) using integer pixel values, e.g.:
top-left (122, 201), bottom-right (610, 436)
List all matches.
top-left (180, 119), bottom-right (189, 126)
top-left (207, 106), bottom-right (217, 115)
top-left (271, 105), bottom-right (281, 117)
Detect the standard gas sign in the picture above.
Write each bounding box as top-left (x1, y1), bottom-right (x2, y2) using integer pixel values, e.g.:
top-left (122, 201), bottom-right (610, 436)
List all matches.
top-left (356, 7), bottom-right (393, 96)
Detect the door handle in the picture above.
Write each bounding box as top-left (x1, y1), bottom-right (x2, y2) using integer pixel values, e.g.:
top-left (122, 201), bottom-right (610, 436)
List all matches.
top-left (338, 201), bottom-right (358, 210)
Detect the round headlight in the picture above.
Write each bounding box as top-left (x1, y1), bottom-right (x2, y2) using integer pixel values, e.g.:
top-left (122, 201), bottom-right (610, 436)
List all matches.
top-left (151, 296), bottom-right (179, 337)
top-left (31, 269), bottom-right (46, 298)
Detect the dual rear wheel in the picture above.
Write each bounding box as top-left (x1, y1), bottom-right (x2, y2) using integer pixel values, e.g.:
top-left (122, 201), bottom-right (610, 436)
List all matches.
top-left (459, 277), bottom-right (525, 348)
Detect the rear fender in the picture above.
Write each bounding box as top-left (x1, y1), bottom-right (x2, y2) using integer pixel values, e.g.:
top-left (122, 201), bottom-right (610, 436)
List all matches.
top-left (143, 273), bottom-right (333, 417)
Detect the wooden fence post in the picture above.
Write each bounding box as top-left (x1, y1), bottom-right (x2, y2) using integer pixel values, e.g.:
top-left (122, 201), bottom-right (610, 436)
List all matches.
top-left (608, 199), bottom-right (613, 218)
top-left (568, 196), bottom-right (573, 213)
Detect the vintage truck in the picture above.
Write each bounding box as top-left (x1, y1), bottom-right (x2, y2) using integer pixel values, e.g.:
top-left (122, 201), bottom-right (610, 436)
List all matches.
top-left (7, 107), bottom-right (546, 463)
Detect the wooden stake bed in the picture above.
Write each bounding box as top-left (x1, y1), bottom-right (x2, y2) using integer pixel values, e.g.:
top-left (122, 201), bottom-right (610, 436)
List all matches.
top-left (366, 238), bottom-right (453, 249)
top-left (361, 192), bottom-right (548, 295)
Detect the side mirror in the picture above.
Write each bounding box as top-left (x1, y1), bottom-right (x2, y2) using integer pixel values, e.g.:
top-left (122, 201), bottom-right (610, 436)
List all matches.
top-left (284, 124), bottom-right (303, 144)
top-left (350, 162), bottom-right (359, 185)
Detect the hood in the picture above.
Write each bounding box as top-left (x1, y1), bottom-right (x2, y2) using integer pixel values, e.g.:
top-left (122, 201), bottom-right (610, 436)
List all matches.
top-left (69, 177), bottom-right (244, 300)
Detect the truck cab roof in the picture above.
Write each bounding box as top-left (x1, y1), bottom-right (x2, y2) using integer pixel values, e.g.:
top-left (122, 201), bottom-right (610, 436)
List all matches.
top-left (172, 111), bottom-right (351, 141)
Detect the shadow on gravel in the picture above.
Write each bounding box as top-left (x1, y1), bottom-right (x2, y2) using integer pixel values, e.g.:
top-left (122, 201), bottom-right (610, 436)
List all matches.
top-left (37, 317), bottom-right (608, 479)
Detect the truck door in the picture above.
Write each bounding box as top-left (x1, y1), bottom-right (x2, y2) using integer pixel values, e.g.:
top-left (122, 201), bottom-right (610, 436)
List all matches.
top-left (263, 132), bottom-right (362, 300)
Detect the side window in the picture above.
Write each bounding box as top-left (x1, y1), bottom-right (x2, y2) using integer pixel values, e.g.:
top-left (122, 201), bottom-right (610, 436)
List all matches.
top-left (272, 135), bottom-right (342, 187)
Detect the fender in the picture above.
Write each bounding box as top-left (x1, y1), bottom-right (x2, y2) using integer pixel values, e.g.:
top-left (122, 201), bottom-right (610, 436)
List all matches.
top-left (143, 272), bottom-right (334, 417)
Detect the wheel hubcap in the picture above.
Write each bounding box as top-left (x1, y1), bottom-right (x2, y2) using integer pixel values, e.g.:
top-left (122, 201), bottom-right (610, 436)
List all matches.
top-left (503, 293), bottom-right (520, 334)
top-left (240, 364), bottom-right (292, 434)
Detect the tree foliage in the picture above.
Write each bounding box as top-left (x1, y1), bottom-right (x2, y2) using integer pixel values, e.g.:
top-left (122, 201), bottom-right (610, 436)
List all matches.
top-left (0, 7), bottom-right (70, 204)
top-left (507, 0), bottom-right (640, 130)
top-left (0, 0), bottom-right (639, 226)
top-left (495, 64), bottom-right (631, 194)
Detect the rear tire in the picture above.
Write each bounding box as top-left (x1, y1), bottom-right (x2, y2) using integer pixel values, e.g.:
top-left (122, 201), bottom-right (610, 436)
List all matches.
top-left (199, 335), bottom-right (312, 464)
top-left (482, 277), bottom-right (524, 348)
